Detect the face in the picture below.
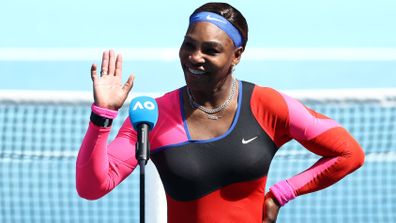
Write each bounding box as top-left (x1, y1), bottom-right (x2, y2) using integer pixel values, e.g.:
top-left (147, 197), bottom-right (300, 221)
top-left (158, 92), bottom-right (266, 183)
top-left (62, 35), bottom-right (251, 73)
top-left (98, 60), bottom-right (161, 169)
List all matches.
top-left (179, 22), bottom-right (242, 91)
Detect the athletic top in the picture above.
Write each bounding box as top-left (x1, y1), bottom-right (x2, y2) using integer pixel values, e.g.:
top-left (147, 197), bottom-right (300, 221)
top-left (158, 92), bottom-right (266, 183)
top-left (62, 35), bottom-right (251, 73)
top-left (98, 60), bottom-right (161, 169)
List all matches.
top-left (76, 81), bottom-right (365, 223)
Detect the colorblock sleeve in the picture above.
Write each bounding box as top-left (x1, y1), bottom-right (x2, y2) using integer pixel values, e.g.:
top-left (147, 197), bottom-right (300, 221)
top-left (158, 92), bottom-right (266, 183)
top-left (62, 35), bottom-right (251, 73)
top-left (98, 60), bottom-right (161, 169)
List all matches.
top-left (251, 86), bottom-right (365, 206)
top-left (76, 108), bottom-right (138, 200)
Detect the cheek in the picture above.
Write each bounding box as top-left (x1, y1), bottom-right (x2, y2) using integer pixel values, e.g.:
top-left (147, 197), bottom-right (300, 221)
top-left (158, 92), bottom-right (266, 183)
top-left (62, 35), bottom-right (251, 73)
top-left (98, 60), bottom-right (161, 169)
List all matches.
top-left (212, 57), bottom-right (232, 72)
top-left (179, 48), bottom-right (190, 65)
top-left (179, 48), bottom-right (184, 61)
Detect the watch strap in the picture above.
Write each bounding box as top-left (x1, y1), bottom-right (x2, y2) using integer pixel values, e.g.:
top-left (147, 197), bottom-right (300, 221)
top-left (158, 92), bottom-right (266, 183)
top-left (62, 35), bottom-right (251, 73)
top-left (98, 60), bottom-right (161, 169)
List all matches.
top-left (90, 112), bottom-right (113, 127)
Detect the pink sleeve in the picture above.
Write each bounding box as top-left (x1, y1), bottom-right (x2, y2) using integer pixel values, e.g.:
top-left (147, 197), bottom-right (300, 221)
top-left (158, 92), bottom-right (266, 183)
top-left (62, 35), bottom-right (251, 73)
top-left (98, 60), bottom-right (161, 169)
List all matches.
top-left (269, 93), bottom-right (365, 206)
top-left (76, 108), bottom-right (138, 200)
top-left (91, 103), bottom-right (118, 119)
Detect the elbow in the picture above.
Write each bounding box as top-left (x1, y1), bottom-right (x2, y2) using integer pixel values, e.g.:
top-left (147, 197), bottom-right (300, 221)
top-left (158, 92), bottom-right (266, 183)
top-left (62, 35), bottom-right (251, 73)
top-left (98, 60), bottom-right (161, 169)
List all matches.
top-left (76, 183), bottom-right (106, 200)
top-left (353, 146), bottom-right (365, 170)
top-left (345, 142), bottom-right (365, 173)
top-left (76, 173), bottom-right (107, 200)
top-left (77, 192), bottom-right (103, 201)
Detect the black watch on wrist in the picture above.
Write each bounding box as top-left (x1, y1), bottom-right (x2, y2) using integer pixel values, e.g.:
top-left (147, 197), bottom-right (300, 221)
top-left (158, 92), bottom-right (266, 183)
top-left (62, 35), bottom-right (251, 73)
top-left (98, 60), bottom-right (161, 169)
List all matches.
top-left (90, 112), bottom-right (113, 127)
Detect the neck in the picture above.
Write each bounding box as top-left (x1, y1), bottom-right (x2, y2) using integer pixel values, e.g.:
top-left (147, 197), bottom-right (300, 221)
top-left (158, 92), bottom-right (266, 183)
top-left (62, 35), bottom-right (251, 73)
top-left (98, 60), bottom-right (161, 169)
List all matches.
top-left (188, 76), bottom-right (236, 108)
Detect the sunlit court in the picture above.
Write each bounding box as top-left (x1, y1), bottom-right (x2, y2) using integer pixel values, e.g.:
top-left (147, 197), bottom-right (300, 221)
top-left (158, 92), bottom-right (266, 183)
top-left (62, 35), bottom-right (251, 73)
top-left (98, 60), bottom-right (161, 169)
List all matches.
top-left (1, 1), bottom-right (395, 222)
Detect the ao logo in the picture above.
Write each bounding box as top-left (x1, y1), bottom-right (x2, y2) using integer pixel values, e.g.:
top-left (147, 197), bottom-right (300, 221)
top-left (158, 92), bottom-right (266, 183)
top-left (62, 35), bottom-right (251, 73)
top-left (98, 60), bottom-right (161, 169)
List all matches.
top-left (132, 101), bottom-right (155, 111)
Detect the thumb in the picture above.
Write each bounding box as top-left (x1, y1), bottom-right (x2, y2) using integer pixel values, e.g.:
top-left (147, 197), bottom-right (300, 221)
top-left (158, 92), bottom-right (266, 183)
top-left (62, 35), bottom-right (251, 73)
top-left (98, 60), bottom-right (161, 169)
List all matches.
top-left (123, 74), bottom-right (135, 94)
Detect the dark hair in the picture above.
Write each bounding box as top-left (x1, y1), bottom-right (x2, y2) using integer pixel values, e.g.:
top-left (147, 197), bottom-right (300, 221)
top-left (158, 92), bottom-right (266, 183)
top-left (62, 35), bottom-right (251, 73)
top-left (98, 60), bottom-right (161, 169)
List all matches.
top-left (191, 2), bottom-right (249, 50)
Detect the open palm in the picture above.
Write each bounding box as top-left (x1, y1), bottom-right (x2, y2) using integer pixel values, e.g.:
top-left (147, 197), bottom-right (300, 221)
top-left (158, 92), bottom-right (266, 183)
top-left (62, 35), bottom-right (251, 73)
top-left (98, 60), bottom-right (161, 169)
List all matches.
top-left (90, 49), bottom-right (134, 110)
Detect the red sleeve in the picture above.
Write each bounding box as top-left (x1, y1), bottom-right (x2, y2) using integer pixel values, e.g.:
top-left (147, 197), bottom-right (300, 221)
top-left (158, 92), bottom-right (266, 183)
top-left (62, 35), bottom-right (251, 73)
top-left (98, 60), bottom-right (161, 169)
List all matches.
top-left (291, 126), bottom-right (364, 196)
top-left (251, 85), bottom-right (365, 206)
top-left (250, 86), bottom-right (292, 147)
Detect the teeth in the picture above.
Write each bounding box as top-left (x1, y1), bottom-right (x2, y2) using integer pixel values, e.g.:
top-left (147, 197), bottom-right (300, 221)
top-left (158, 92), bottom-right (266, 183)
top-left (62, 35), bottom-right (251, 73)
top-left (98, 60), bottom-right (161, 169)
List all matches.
top-left (188, 68), bottom-right (206, 75)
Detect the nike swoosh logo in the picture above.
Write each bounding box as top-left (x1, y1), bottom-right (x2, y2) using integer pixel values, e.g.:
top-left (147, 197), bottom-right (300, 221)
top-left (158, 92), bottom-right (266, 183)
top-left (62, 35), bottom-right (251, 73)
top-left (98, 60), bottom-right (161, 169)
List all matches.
top-left (206, 15), bottom-right (227, 24)
top-left (242, 136), bottom-right (258, 144)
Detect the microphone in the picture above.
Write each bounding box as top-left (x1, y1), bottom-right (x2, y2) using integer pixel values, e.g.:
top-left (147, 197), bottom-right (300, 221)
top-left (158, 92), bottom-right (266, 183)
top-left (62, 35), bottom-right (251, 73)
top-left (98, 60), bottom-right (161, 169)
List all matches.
top-left (129, 96), bottom-right (158, 223)
top-left (129, 96), bottom-right (159, 164)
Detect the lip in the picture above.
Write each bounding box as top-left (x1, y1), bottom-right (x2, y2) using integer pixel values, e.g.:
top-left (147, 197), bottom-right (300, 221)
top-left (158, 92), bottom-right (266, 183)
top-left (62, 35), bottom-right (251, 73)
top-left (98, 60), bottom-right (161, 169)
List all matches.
top-left (187, 67), bottom-right (207, 76)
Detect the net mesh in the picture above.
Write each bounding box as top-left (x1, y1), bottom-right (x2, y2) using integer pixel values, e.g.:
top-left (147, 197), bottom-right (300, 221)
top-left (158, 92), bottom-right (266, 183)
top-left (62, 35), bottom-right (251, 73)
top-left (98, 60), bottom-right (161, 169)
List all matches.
top-left (0, 89), bottom-right (395, 223)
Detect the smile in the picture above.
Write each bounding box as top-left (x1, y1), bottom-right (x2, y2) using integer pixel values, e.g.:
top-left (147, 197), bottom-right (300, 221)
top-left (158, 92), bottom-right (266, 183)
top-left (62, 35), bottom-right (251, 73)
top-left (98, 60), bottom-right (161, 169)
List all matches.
top-left (188, 68), bottom-right (206, 75)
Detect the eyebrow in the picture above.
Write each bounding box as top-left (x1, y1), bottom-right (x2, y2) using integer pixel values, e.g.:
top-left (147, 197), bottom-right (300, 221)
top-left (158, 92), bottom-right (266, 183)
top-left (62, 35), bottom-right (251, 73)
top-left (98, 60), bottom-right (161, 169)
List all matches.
top-left (184, 36), bottom-right (225, 50)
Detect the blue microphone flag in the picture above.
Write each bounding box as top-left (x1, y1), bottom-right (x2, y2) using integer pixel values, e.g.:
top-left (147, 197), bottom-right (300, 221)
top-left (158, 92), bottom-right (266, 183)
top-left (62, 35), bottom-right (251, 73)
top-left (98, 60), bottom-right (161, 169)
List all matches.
top-left (129, 96), bottom-right (159, 130)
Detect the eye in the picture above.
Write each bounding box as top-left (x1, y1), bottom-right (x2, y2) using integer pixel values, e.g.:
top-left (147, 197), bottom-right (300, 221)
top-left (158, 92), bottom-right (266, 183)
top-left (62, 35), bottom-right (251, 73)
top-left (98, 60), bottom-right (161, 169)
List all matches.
top-left (204, 48), bottom-right (220, 56)
top-left (181, 40), bottom-right (195, 51)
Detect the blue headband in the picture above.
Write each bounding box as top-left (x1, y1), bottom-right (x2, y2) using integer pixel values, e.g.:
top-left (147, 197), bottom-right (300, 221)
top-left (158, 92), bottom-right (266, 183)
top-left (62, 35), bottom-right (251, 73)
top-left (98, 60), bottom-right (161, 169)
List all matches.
top-left (189, 11), bottom-right (243, 48)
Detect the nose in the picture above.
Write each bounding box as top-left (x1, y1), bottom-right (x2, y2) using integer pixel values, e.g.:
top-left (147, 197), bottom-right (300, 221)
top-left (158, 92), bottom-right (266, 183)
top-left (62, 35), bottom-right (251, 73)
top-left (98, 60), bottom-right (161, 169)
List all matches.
top-left (188, 50), bottom-right (205, 65)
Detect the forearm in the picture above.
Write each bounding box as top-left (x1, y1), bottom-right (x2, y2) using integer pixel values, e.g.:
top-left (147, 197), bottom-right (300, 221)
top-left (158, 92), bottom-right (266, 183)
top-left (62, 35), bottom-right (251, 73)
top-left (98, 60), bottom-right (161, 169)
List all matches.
top-left (76, 108), bottom-right (137, 200)
top-left (270, 127), bottom-right (365, 205)
top-left (289, 127), bottom-right (364, 196)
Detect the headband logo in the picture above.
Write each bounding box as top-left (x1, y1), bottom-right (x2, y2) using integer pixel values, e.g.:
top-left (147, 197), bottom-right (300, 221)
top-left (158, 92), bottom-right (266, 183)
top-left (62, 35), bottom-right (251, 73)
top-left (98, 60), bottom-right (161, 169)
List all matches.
top-left (206, 15), bottom-right (226, 24)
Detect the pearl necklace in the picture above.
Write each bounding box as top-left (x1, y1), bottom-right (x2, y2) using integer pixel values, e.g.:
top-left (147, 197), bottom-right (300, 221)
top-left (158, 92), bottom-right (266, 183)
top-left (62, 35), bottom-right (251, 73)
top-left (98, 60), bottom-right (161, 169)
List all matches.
top-left (187, 78), bottom-right (237, 120)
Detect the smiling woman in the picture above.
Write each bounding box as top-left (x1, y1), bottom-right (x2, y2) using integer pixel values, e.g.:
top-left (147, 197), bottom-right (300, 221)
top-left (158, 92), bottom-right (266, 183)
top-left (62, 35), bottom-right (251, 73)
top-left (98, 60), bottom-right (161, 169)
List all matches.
top-left (75, 2), bottom-right (364, 223)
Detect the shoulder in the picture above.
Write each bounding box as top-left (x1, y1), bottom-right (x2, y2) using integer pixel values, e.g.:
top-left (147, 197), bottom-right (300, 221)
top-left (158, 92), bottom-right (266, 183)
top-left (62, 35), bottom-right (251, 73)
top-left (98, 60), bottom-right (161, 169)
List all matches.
top-left (244, 82), bottom-right (288, 112)
top-left (150, 88), bottom-right (188, 149)
top-left (240, 81), bottom-right (284, 99)
top-left (152, 88), bottom-right (184, 126)
top-left (155, 88), bottom-right (181, 109)
top-left (242, 81), bottom-right (291, 146)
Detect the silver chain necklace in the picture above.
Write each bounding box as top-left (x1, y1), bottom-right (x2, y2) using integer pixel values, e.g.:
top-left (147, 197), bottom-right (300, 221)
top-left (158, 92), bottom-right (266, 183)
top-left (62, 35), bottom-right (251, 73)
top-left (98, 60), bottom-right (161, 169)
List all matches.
top-left (187, 78), bottom-right (237, 120)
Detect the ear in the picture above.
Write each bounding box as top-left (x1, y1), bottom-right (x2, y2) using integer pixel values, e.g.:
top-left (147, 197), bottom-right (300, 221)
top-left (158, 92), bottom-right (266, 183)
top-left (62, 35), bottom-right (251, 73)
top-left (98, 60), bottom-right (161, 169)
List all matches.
top-left (232, 46), bottom-right (244, 66)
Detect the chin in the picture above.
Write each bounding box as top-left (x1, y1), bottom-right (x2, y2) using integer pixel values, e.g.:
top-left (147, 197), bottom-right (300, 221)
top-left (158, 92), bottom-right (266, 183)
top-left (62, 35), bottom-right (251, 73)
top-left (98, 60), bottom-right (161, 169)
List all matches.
top-left (184, 75), bottom-right (208, 91)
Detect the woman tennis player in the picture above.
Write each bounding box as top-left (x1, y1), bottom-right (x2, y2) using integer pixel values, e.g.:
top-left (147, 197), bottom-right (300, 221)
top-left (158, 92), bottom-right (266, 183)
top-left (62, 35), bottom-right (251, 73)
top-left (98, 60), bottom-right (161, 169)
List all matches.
top-left (76, 2), bottom-right (365, 222)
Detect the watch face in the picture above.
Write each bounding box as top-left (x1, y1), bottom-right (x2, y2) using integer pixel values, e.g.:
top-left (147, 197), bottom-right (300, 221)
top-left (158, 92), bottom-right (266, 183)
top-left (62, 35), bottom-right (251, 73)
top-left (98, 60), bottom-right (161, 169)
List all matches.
top-left (104, 119), bottom-right (110, 127)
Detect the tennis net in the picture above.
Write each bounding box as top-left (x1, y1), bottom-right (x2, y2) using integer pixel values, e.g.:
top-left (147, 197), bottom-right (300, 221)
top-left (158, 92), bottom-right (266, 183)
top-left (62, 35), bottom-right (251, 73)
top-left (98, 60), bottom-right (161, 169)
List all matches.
top-left (0, 88), bottom-right (395, 223)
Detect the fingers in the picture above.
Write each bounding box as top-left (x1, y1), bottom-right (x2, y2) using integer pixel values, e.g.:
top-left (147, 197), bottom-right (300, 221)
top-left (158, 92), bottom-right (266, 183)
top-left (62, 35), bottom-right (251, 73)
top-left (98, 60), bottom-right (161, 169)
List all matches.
top-left (108, 49), bottom-right (116, 75)
top-left (115, 54), bottom-right (123, 77)
top-left (122, 74), bottom-right (135, 94)
top-left (91, 63), bottom-right (97, 81)
top-left (100, 49), bottom-right (122, 77)
top-left (101, 50), bottom-right (109, 76)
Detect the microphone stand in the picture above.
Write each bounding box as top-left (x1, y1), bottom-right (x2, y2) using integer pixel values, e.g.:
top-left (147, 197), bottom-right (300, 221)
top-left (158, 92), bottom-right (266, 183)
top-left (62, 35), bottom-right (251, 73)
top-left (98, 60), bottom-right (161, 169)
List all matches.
top-left (136, 123), bottom-right (150, 223)
top-left (139, 159), bottom-right (146, 223)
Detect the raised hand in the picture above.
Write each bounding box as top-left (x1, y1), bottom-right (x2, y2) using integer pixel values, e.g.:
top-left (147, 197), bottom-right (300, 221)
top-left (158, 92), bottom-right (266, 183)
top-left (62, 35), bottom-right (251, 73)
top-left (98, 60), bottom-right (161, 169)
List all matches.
top-left (90, 49), bottom-right (135, 110)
